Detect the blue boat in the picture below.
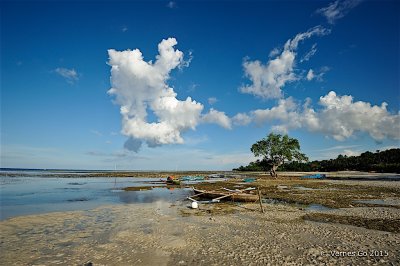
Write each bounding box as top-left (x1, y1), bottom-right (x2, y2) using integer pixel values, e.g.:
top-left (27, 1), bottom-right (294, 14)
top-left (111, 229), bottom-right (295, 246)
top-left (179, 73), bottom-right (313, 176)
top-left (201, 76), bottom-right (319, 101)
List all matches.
top-left (180, 176), bottom-right (205, 181)
top-left (243, 177), bottom-right (256, 183)
top-left (301, 174), bottom-right (326, 179)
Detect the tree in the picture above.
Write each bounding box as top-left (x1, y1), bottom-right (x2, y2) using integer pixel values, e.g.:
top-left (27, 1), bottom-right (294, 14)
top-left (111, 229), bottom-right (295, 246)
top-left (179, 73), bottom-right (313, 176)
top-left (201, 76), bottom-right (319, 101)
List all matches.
top-left (250, 133), bottom-right (308, 177)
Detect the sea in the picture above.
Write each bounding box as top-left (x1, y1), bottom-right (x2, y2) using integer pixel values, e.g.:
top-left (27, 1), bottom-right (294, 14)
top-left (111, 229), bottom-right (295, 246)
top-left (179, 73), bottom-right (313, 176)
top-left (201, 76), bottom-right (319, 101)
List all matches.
top-left (0, 169), bottom-right (191, 220)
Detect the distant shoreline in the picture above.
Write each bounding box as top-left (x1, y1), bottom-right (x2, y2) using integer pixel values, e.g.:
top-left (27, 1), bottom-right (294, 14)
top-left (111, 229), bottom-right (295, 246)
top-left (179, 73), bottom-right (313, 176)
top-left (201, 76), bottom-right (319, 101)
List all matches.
top-left (1, 169), bottom-right (399, 180)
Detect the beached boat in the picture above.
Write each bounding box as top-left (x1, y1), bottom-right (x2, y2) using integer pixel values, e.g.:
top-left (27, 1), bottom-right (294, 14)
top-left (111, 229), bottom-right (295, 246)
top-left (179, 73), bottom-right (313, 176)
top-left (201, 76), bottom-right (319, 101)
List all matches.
top-left (180, 176), bottom-right (205, 181)
top-left (242, 177), bottom-right (256, 183)
top-left (301, 174), bottom-right (326, 179)
top-left (192, 188), bottom-right (259, 202)
top-left (160, 177), bottom-right (181, 185)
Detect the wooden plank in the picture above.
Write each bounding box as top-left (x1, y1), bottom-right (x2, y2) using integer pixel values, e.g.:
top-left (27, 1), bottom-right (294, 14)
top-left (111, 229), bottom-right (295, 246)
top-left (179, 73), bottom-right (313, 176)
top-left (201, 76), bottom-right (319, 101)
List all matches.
top-left (212, 193), bottom-right (236, 201)
top-left (187, 197), bottom-right (197, 202)
top-left (190, 191), bottom-right (208, 198)
top-left (223, 188), bottom-right (242, 193)
top-left (258, 187), bottom-right (264, 213)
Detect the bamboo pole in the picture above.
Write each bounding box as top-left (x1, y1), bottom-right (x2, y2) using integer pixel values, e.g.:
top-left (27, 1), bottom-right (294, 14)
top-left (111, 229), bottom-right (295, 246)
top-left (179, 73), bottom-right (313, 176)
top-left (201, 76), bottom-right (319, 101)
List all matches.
top-left (258, 187), bottom-right (264, 213)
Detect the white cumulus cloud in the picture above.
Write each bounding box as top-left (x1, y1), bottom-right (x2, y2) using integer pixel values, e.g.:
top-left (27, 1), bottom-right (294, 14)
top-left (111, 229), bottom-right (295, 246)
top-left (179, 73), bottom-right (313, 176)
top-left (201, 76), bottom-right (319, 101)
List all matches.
top-left (232, 113), bottom-right (252, 126)
top-left (316, 0), bottom-right (362, 24)
top-left (241, 91), bottom-right (400, 141)
top-left (202, 108), bottom-right (232, 129)
top-left (108, 38), bottom-right (231, 151)
top-left (240, 26), bottom-right (330, 99)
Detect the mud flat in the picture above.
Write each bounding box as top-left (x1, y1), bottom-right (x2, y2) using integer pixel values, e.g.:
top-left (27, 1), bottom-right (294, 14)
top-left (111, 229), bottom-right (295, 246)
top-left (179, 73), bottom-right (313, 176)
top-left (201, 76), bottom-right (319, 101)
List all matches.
top-left (4, 170), bottom-right (399, 180)
top-left (1, 179), bottom-right (399, 265)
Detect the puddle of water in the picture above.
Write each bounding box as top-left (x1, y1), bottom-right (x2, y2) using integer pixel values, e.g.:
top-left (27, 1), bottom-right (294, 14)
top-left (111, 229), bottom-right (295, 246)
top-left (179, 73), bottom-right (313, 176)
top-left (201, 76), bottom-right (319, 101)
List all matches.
top-left (305, 204), bottom-right (334, 211)
top-left (67, 197), bottom-right (91, 202)
top-left (67, 182), bottom-right (87, 185)
top-left (277, 185), bottom-right (289, 190)
top-left (354, 199), bottom-right (400, 206)
top-left (262, 198), bottom-right (334, 211)
top-left (262, 198), bottom-right (289, 205)
top-left (293, 186), bottom-right (316, 191)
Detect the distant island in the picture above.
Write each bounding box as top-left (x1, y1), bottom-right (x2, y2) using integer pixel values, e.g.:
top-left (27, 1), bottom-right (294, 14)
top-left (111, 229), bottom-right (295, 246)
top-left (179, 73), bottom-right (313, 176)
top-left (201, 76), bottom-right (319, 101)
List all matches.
top-left (234, 148), bottom-right (400, 173)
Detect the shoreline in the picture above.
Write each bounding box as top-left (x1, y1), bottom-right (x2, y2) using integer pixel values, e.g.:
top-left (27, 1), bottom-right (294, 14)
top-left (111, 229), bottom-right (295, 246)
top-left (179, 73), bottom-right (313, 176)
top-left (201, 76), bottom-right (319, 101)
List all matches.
top-left (1, 178), bottom-right (399, 265)
top-left (2, 170), bottom-right (400, 179)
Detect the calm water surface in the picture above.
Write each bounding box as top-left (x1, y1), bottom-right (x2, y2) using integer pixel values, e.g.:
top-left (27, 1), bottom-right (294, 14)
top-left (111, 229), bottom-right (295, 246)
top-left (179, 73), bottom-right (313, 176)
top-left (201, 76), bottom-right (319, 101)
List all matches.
top-left (0, 171), bottom-right (191, 220)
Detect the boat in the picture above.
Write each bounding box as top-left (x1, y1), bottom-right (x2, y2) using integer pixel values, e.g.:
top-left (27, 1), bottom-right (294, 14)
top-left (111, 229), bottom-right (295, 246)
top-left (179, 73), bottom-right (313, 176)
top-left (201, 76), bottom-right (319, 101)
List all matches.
top-left (301, 174), bottom-right (326, 179)
top-left (208, 174), bottom-right (225, 178)
top-left (160, 179), bottom-right (181, 186)
top-left (167, 179), bottom-right (181, 185)
top-left (191, 188), bottom-right (259, 202)
top-left (242, 177), bottom-right (256, 183)
top-left (180, 176), bottom-right (205, 181)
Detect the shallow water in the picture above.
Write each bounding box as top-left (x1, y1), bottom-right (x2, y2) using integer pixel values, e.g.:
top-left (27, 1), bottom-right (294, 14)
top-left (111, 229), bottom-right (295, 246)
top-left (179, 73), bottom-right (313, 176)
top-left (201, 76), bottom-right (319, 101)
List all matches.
top-left (262, 198), bottom-right (334, 211)
top-left (305, 203), bottom-right (334, 211)
top-left (0, 171), bottom-right (192, 220)
top-left (354, 199), bottom-right (400, 206)
top-left (292, 186), bottom-right (315, 191)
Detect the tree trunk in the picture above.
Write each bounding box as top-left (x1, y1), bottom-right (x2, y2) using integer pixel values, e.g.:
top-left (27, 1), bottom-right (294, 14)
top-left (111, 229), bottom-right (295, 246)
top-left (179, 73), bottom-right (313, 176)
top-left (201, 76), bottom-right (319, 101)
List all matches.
top-left (270, 164), bottom-right (279, 178)
top-left (270, 162), bottom-right (282, 178)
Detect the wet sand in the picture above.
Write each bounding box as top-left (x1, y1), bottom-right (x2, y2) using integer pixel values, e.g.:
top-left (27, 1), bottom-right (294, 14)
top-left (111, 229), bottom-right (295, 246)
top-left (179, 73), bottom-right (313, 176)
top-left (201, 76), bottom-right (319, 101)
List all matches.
top-left (1, 179), bottom-right (399, 265)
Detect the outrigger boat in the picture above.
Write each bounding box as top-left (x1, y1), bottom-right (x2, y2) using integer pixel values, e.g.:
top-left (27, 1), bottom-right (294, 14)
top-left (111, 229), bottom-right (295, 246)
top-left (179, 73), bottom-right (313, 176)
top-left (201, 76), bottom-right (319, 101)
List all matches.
top-left (189, 187), bottom-right (259, 203)
top-left (301, 173), bottom-right (326, 179)
top-left (180, 176), bottom-right (205, 181)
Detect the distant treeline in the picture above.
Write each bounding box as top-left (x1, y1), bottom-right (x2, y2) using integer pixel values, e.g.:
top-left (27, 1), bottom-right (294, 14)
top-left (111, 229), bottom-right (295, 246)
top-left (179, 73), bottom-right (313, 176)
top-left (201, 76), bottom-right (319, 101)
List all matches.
top-left (234, 148), bottom-right (400, 173)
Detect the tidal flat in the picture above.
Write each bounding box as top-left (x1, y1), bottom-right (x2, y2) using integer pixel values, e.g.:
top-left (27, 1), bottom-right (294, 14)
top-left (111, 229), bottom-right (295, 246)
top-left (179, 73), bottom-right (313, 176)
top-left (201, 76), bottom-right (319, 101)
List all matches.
top-left (1, 171), bottom-right (399, 265)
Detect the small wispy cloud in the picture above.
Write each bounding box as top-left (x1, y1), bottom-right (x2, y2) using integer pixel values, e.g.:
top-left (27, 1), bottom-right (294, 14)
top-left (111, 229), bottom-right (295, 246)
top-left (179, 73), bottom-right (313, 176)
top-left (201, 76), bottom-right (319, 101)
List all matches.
top-left (185, 135), bottom-right (209, 146)
top-left (316, 144), bottom-right (361, 152)
top-left (316, 0), bottom-right (362, 24)
top-left (208, 97), bottom-right (218, 105)
top-left (91, 130), bottom-right (103, 137)
top-left (268, 47), bottom-right (281, 58)
top-left (85, 150), bottom-right (149, 161)
top-left (339, 43), bottom-right (357, 55)
top-left (166, 1), bottom-right (177, 9)
top-left (301, 43), bottom-right (317, 63)
top-left (121, 26), bottom-right (128, 32)
top-left (306, 66), bottom-right (330, 81)
top-left (187, 83), bottom-right (199, 92)
top-left (306, 69), bottom-right (315, 81)
top-left (55, 67), bottom-right (79, 84)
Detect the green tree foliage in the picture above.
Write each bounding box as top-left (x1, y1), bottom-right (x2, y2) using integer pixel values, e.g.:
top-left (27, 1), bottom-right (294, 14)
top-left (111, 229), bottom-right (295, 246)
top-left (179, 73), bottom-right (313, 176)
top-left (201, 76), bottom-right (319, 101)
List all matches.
top-left (235, 148), bottom-right (400, 173)
top-left (250, 133), bottom-right (308, 177)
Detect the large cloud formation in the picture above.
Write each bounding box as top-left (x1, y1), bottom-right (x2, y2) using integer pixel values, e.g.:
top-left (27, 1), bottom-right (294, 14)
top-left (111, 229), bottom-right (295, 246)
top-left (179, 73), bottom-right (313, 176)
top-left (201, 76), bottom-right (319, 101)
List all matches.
top-left (240, 26), bottom-right (330, 99)
top-left (108, 38), bottom-right (227, 151)
top-left (242, 91), bottom-right (400, 141)
top-left (237, 25), bottom-right (399, 142)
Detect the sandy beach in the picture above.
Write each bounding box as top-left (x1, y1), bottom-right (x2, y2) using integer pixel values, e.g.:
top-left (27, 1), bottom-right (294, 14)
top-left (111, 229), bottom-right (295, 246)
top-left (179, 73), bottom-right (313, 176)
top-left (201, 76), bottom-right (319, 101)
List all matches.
top-left (1, 176), bottom-right (399, 266)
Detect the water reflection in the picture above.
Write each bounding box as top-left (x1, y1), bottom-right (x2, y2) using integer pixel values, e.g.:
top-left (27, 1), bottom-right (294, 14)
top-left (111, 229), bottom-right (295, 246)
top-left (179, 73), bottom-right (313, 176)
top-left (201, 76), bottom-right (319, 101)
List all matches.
top-left (119, 188), bottom-right (192, 204)
top-left (0, 172), bottom-right (191, 220)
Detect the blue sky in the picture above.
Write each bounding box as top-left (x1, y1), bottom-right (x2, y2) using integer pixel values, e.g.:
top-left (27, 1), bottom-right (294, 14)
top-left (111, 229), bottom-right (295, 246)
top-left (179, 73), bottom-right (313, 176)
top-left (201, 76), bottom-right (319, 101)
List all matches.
top-left (1, 0), bottom-right (399, 170)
